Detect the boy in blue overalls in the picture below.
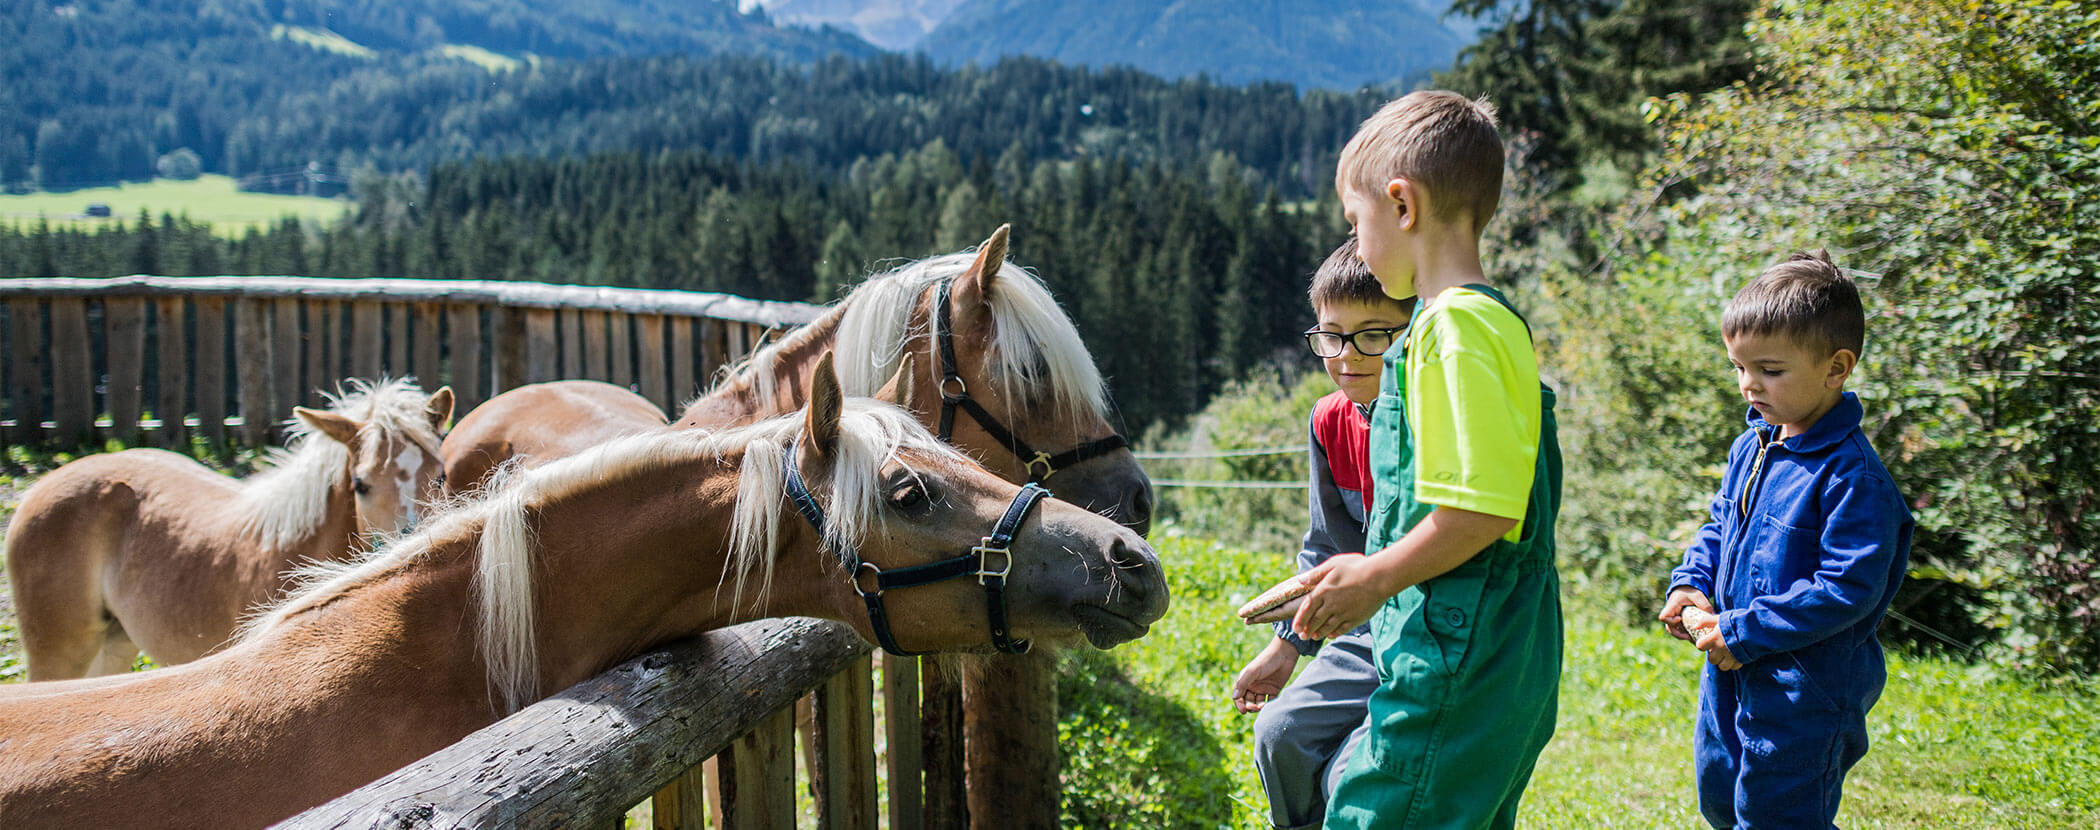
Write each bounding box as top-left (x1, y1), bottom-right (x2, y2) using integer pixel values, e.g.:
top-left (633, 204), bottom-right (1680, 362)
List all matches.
top-left (1232, 238), bottom-right (1410, 830)
top-left (1659, 250), bottom-right (1914, 829)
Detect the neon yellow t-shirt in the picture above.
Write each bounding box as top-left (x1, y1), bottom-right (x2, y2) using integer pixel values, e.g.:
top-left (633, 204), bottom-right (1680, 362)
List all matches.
top-left (1405, 286), bottom-right (1541, 541)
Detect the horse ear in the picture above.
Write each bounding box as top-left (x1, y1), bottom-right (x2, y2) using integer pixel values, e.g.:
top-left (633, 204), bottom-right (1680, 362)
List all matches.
top-left (295, 407), bottom-right (362, 447)
top-left (952, 223), bottom-right (1010, 313)
top-left (875, 353), bottom-right (915, 410)
top-left (425, 386), bottom-right (456, 433)
top-left (805, 351), bottom-right (843, 457)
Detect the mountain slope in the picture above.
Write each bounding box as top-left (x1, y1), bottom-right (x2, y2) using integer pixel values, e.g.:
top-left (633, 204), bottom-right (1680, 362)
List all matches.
top-left (920, 0), bottom-right (1467, 90)
top-left (755, 0), bottom-right (968, 51)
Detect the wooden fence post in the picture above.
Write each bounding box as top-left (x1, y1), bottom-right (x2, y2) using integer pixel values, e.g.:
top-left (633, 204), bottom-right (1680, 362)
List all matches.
top-left (49, 297), bottom-right (93, 447)
top-left (712, 705), bottom-right (797, 830)
top-left (559, 307), bottom-right (584, 381)
top-left (154, 297), bottom-right (187, 448)
top-left (636, 314), bottom-right (667, 413)
top-left (351, 302), bottom-right (383, 383)
top-left (104, 298), bottom-right (146, 446)
top-left (447, 304), bottom-right (483, 414)
top-left (495, 306), bottom-right (527, 394)
top-left (885, 653), bottom-right (925, 830)
top-left (609, 313), bottom-right (634, 390)
top-left (524, 308), bottom-right (558, 385)
top-left (813, 653), bottom-right (878, 830)
top-left (193, 298), bottom-right (227, 445)
top-left (965, 654), bottom-right (1061, 829)
top-left (304, 299), bottom-right (334, 407)
top-left (921, 660), bottom-right (968, 830)
top-left (669, 317), bottom-right (695, 409)
top-left (413, 303), bottom-right (443, 396)
top-left (386, 303), bottom-right (410, 378)
top-left (236, 298), bottom-right (274, 446)
top-left (271, 298), bottom-right (302, 431)
top-left (5, 300), bottom-right (46, 446)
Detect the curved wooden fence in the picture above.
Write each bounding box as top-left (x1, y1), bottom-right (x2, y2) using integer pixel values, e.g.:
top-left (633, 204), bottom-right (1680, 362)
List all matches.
top-left (0, 275), bottom-right (822, 450)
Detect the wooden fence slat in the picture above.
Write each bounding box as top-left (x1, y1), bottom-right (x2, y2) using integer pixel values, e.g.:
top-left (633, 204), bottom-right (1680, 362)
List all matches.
top-left (350, 302), bottom-right (383, 383)
top-left (921, 659), bottom-right (967, 830)
top-left (5, 300), bottom-right (46, 446)
top-left (104, 298), bottom-right (147, 445)
top-left (525, 308), bottom-right (558, 385)
top-left (194, 299), bottom-right (226, 444)
top-left (967, 654), bottom-right (1061, 828)
top-left (272, 298), bottom-right (303, 432)
top-left (236, 298), bottom-right (274, 446)
top-left (636, 314), bottom-right (667, 412)
top-left (318, 299), bottom-right (343, 397)
top-left (154, 297), bottom-right (187, 448)
top-left (714, 705), bottom-right (797, 830)
top-left (559, 307), bottom-right (583, 381)
top-left (50, 298), bottom-right (93, 446)
top-left (697, 318), bottom-right (727, 387)
top-left (495, 306), bottom-right (527, 393)
top-left (303, 299), bottom-right (331, 407)
top-left (669, 317), bottom-right (694, 410)
top-left (413, 303), bottom-right (443, 393)
top-left (814, 653), bottom-right (878, 830)
top-left (884, 653), bottom-right (924, 830)
top-left (609, 313), bottom-right (633, 389)
top-left (649, 765), bottom-right (707, 830)
top-left (447, 305), bottom-right (483, 414)
top-left (582, 311), bottom-right (611, 382)
top-left (386, 303), bottom-right (409, 379)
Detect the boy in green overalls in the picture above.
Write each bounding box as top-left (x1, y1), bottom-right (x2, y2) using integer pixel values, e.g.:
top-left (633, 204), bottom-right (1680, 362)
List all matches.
top-left (1290, 90), bottom-right (1563, 829)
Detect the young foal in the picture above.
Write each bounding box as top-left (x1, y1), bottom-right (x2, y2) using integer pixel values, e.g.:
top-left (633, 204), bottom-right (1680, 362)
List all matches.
top-left (440, 226), bottom-right (1153, 534)
top-left (3, 379), bottom-right (452, 679)
top-left (0, 359), bottom-right (1168, 829)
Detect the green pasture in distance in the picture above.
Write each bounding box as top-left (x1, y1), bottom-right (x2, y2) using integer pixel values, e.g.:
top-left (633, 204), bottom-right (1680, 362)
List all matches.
top-left (0, 175), bottom-right (353, 238)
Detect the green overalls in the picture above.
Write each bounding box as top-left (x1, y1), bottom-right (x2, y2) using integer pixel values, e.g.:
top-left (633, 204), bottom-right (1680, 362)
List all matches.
top-left (1324, 286), bottom-right (1564, 830)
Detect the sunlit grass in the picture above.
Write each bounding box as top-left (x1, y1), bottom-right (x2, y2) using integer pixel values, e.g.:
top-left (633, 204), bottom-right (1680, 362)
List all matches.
top-left (0, 175), bottom-right (352, 239)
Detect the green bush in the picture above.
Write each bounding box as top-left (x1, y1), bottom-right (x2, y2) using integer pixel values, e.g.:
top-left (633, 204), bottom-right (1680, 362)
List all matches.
top-left (1142, 369), bottom-right (1333, 555)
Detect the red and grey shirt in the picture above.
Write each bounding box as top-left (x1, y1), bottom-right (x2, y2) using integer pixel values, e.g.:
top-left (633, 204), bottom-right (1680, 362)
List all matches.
top-left (1275, 390), bottom-right (1374, 654)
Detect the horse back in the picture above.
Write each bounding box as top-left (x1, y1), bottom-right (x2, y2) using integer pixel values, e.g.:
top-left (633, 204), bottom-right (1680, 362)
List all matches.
top-left (440, 380), bottom-right (668, 496)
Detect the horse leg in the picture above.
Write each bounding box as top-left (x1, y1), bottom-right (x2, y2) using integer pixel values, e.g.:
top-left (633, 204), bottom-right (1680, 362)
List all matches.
top-left (86, 621), bottom-right (144, 676)
top-left (19, 604), bottom-right (113, 681)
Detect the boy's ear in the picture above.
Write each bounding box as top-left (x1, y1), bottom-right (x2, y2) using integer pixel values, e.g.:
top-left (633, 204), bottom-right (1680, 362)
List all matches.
top-left (1825, 349), bottom-right (1859, 388)
top-left (1385, 178), bottom-right (1417, 231)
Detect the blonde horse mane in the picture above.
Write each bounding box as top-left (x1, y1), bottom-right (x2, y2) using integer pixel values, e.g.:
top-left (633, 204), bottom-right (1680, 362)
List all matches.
top-left (242, 399), bottom-right (964, 715)
top-left (233, 378), bottom-right (445, 552)
top-left (712, 245), bottom-right (1110, 426)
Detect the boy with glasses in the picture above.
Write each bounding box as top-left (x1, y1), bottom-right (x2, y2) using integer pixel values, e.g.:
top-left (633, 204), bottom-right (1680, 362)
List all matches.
top-left (1232, 237), bottom-right (1411, 830)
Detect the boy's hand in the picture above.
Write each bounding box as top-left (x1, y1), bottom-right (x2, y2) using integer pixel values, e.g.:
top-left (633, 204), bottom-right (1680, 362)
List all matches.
top-left (1292, 555), bottom-right (1390, 641)
top-left (1696, 628), bottom-right (1742, 671)
top-left (1231, 639), bottom-right (1299, 713)
top-left (1659, 586), bottom-right (1716, 642)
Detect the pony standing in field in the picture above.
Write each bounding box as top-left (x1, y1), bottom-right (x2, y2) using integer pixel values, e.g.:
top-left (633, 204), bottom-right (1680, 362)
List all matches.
top-left (0, 356), bottom-right (1169, 829)
top-left (3, 379), bottom-right (452, 679)
top-left (441, 225), bottom-right (1153, 534)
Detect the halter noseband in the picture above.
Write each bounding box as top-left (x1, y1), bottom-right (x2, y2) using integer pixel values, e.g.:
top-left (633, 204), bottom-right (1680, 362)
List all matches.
top-left (783, 438), bottom-right (1048, 656)
top-left (934, 278), bottom-right (1129, 483)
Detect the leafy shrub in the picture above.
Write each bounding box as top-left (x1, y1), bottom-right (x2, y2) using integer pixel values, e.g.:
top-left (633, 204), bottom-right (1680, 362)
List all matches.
top-left (1142, 369), bottom-right (1332, 555)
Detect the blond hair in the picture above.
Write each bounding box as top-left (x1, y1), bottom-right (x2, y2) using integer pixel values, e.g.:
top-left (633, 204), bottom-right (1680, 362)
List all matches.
top-left (1335, 90), bottom-right (1505, 232)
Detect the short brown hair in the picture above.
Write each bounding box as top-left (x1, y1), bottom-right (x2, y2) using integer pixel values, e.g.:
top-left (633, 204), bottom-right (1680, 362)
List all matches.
top-left (1308, 237), bottom-right (1403, 310)
top-left (1723, 250), bottom-right (1865, 357)
top-left (1335, 90), bottom-right (1505, 231)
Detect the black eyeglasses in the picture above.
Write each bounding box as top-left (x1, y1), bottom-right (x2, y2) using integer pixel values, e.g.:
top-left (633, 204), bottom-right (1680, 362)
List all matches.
top-left (1303, 325), bottom-right (1403, 358)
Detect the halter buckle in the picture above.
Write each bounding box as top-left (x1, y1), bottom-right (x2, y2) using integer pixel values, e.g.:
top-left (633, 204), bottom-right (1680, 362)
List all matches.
top-left (853, 562), bottom-right (885, 598)
top-left (1024, 450), bottom-right (1057, 481)
top-left (974, 541), bottom-right (1014, 585)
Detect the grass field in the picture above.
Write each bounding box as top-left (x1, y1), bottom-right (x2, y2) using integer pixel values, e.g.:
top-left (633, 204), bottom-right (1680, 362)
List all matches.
top-left (2, 469), bottom-right (2094, 827)
top-left (0, 175), bottom-right (353, 238)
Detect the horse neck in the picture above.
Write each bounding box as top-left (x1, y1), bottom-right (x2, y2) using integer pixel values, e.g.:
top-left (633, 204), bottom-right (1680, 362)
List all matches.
top-left (676, 309), bottom-right (844, 428)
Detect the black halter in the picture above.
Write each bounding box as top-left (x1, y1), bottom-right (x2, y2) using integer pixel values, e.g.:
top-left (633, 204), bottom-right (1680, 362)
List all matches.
top-left (782, 438), bottom-right (1048, 656)
top-left (934, 278), bottom-right (1130, 483)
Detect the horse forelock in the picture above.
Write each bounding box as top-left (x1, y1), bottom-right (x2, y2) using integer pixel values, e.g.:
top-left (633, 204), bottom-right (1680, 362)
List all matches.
top-left (832, 251), bottom-right (1110, 427)
top-left (232, 377), bottom-right (442, 551)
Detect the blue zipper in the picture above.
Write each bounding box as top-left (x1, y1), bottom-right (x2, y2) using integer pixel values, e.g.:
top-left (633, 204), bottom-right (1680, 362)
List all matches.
top-left (1720, 426), bottom-right (1783, 610)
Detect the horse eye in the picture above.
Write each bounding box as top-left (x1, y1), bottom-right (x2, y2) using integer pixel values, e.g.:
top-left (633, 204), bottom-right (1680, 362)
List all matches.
top-left (891, 483), bottom-right (928, 511)
top-left (353, 477), bottom-right (371, 496)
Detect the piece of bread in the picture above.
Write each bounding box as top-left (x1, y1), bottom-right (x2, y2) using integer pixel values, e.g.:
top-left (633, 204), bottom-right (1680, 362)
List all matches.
top-left (1237, 574), bottom-right (1314, 624)
top-left (1682, 606), bottom-right (1718, 637)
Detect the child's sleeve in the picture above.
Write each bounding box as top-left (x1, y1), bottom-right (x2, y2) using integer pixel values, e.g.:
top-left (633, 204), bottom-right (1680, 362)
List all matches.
top-left (1670, 489), bottom-right (1728, 596)
top-left (1409, 297), bottom-right (1539, 531)
top-left (1277, 415), bottom-right (1358, 654)
top-left (1721, 468), bottom-right (1912, 663)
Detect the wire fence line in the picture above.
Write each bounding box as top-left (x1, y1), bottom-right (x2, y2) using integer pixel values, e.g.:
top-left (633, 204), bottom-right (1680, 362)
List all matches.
top-left (1132, 446), bottom-right (1303, 460)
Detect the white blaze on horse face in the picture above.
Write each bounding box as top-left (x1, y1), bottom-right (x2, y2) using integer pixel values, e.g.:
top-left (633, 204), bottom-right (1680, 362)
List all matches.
top-left (393, 444), bottom-right (425, 528)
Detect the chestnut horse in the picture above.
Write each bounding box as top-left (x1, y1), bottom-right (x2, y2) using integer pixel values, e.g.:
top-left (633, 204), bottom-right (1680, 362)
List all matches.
top-left (3, 379), bottom-right (452, 679)
top-left (440, 225), bottom-right (1152, 534)
top-left (0, 356), bottom-right (1168, 829)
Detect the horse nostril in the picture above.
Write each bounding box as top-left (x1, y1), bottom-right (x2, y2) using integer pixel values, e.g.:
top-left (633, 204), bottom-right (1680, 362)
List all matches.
top-left (1123, 483), bottom-right (1154, 536)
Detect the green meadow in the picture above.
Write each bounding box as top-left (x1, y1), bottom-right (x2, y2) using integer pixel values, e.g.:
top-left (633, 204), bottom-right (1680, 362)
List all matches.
top-left (0, 175), bottom-right (352, 238)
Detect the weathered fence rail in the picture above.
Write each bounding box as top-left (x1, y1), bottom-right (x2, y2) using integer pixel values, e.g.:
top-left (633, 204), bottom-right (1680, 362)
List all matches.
top-left (274, 619), bottom-right (916, 830)
top-left (0, 275), bottom-right (823, 450)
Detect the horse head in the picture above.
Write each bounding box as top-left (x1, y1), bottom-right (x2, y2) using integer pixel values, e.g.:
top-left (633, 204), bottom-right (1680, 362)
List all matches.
top-left (788, 351), bottom-right (1169, 654)
top-left (294, 380), bottom-right (453, 537)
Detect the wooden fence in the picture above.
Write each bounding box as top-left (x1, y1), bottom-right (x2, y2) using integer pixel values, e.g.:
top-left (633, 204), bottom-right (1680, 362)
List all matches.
top-left (0, 275), bottom-right (823, 451)
top-left (276, 619), bottom-right (953, 830)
